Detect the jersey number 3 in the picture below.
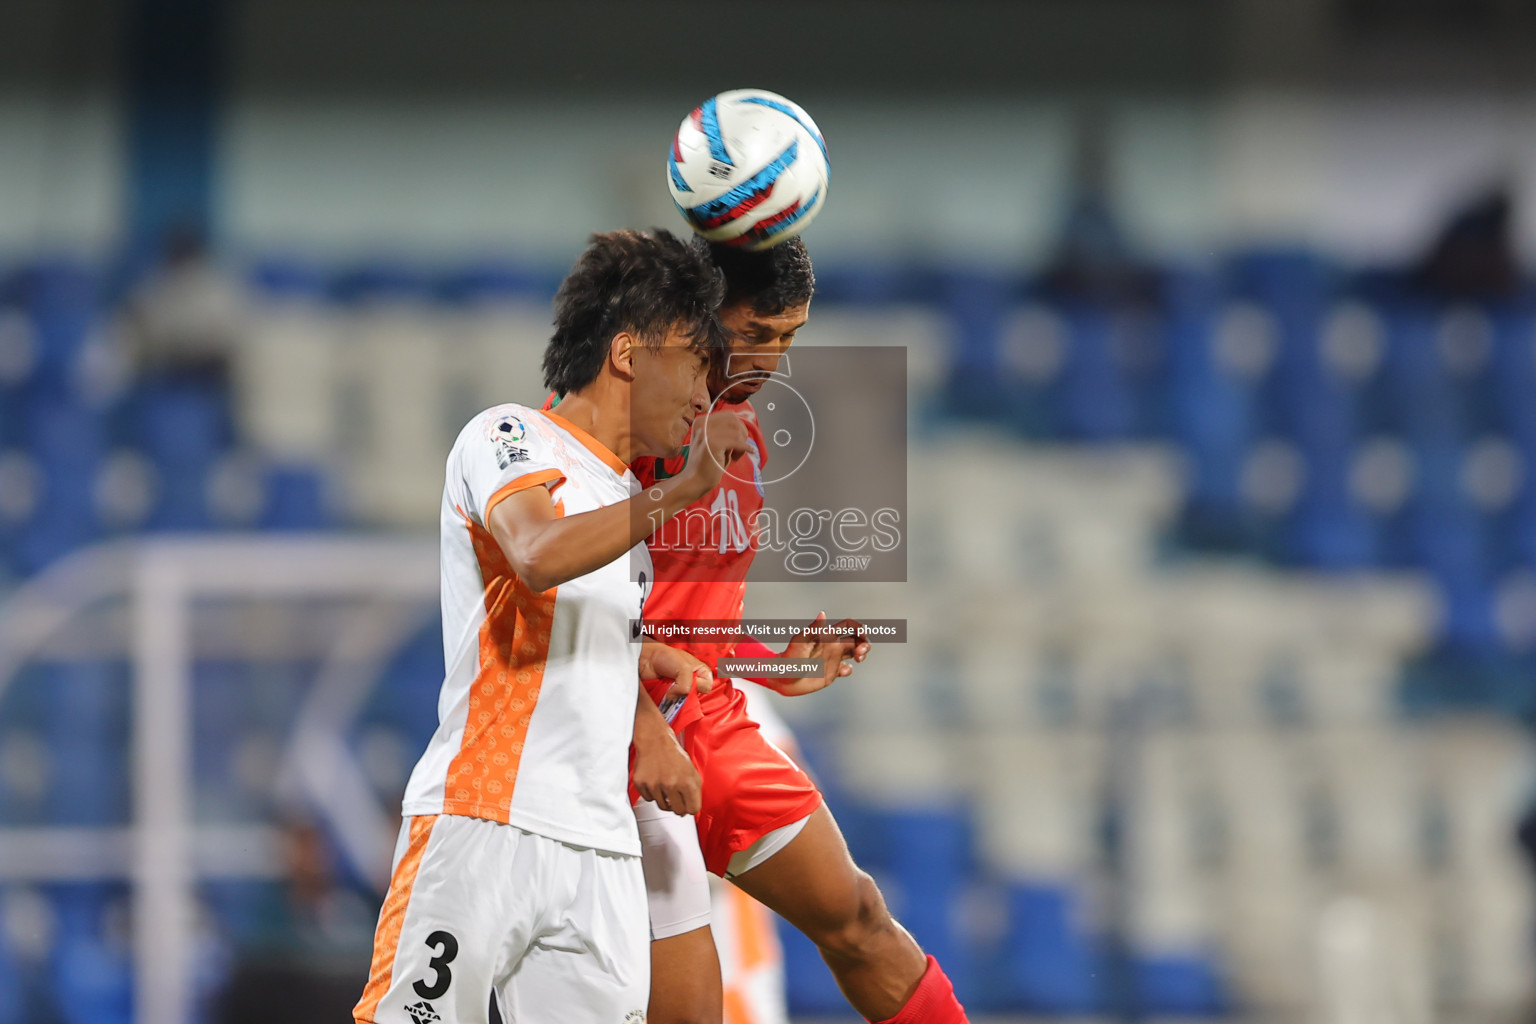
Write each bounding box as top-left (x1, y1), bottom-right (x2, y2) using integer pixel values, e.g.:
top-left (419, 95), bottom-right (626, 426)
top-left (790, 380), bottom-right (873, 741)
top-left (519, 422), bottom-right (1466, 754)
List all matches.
top-left (412, 930), bottom-right (459, 999)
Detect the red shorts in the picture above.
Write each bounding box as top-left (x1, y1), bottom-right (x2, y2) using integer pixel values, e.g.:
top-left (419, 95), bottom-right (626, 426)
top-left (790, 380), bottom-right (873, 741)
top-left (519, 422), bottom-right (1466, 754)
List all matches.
top-left (653, 680), bottom-right (822, 876)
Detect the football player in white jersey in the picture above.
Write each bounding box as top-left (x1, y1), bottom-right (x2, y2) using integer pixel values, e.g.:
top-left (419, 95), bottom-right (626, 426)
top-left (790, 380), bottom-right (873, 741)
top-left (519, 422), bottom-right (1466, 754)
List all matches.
top-left (354, 229), bottom-right (749, 1024)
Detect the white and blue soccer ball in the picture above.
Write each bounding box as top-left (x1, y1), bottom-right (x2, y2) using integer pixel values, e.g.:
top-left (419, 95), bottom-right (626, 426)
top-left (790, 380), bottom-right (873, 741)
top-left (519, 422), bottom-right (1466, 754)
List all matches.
top-left (667, 89), bottom-right (829, 251)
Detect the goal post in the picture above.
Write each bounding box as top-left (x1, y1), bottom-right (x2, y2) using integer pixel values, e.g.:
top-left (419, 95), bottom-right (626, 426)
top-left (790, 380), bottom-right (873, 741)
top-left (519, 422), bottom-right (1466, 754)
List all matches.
top-left (0, 536), bottom-right (439, 1024)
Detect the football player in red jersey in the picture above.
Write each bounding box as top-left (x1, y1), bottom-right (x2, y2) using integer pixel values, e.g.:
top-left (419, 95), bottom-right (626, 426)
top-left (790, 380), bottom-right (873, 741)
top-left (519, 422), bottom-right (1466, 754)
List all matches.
top-left (635, 238), bottom-right (970, 1024)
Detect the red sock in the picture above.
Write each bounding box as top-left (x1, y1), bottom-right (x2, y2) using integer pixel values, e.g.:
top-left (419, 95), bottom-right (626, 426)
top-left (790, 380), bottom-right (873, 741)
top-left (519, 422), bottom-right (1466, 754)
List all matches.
top-left (870, 955), bottom-right (969, 1024)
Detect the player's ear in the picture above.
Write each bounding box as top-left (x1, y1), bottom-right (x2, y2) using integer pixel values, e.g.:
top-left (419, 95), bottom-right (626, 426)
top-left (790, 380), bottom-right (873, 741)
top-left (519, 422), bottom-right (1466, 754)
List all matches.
top-left (609, 331), bottom-right (637, 381)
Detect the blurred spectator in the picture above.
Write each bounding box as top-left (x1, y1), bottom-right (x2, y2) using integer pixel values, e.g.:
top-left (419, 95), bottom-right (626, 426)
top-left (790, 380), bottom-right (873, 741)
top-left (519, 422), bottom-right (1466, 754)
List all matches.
top-left (213, 819), bottom-right (374, 1024)
top-left (1412, 187), bottom-right (1521, 303)
top-left (1039, 107), bottom-right (1161, 307)
top-left (119, 225), bottom-right (249, 392)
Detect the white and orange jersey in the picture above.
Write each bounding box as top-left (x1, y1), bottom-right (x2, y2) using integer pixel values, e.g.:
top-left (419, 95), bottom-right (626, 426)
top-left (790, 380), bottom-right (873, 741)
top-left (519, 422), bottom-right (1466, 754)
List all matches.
top-left (400, 403), bottom-right (653, 857)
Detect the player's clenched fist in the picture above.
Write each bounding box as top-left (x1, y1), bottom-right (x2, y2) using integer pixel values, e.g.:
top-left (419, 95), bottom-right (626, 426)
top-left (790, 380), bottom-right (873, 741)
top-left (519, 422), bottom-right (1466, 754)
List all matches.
top-left (631, 715), bottom-right (703, 816)
top-left (677, 410), bottom-right (751, 500)
top-left (632, 733), bottom-right (700, 816)
top-left (633, 641), bottom-right (713, 815)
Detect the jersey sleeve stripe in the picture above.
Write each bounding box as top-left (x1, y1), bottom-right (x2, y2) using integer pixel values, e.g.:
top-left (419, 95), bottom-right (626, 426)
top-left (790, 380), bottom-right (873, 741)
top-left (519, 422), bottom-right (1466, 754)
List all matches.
top-left (352, 814), bottom-right (438, 1022)
top-left (483, 467), bottom-right (565, 524)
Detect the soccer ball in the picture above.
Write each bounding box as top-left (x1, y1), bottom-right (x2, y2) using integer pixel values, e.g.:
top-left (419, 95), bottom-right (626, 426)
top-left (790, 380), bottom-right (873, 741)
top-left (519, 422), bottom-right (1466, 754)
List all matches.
top-left (667, 89), bottom-right (829, 250)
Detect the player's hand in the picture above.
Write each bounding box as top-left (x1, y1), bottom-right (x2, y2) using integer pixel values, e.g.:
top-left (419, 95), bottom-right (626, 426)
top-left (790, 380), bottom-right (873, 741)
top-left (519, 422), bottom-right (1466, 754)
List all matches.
top-left (632, 725), bottom-right (702, 816)
top-left (640, 640), bottom-right (714, 697)
top-left (676, 410), bottom-right (750, 502)
top-left (771, 612), bottom-right (870, 697)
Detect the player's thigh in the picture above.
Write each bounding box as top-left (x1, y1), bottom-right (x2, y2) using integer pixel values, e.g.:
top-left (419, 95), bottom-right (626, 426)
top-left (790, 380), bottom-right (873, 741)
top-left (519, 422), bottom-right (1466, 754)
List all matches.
top-left (356, 815), bottom-right (520, 1024)
top-left (498, 847), bottom-right (650, 1024)
top-left (692, 695), bottom-right (820, 877)
top-left (649, 925), bottom-right (724, 1024)
top-left (635, 799), bottom-right (714, 940)
top-left (726, 804), bottom-right (874, 938)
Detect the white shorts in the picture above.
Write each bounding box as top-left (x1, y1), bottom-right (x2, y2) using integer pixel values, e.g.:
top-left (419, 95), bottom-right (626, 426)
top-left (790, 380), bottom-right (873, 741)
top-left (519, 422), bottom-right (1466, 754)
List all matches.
top-left (354, 814), bottom-right (649, 1024)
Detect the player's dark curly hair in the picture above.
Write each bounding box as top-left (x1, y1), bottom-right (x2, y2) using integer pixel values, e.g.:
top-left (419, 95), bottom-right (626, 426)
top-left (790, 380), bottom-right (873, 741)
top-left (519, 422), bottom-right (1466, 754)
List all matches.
top-left (544, 228), bottom-right (727, 396)
top-left (693, 235), bottom-right (816, 316)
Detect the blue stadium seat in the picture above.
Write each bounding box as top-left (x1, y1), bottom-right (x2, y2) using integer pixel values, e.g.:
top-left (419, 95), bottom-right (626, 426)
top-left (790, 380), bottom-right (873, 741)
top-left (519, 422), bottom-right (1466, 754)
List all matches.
top-left (1377, 305), bottom-right (1463, 442)
top-left (1489, 307), bottom-right (1536, 445)
top-left (1497, 484), bottom-right (1536, 571)
top-left (0, 389), bottom-right (20, 450)
top-left (877, 810), bottom-right (972, 989)
top-left (1378, 439), bottom-right (1490, 591)
top-left (939, 273), bottom-right (1014, 423)
top-left (1001, 881), bottom-right (1103, 1012)
top-left (1433, 569), bottom-right (1501, 656)
top-left (1449, 312), bottom-right (1505, 440)
top-left (49, 884), bottom-right (131, 1024)
top-left (1282, 444), bottom-right (1375, 569)
top-left (260, 466), bottom-right (332, 531)
top-left (1057, 306), bottom-right (1136, 441)
top-left (1134, 952), bottom-right (1227, 1015)
top-left (1163, 277), bottom-right (1260, 545)
top-left (53, 936), bottom-right (132, 1024)
top-left (815, 265), bottom-right (944, 306)
top-left (248, 258), bottom-right (330, 299)
top-left (148, 463), bottom-right (212, 531)
top-left (17, 261), bottom-right (98, 397)
top-left (44, 665), bottom-right (129, 826)
top-left (329, 264), bottom-right (433, 305)
top-left (367, 620), bottom-right (448, 752)
top-left (15, 399), bottom-right (103, 573)
top-left (193, 662), bottom-right (254, 815)
top-left (122, 382), bottom-right (233, 531)
top-left (1230, 252), bottom-right (1327, 367)
top-left (134, 383), bottom-right (228, 467)
top-left (0, 939), bottom-right (24, 1024)
top-left (1484, 313), bottom-right (1536, 571)
top-left (438, 263), bottom-right (561, 304)
top-left (779, 918), bottom-right (850, 1014)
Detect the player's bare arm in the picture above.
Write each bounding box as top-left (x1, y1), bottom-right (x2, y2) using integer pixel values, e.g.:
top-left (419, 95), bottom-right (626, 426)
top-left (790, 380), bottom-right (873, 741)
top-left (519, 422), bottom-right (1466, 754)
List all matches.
top-left (733, 612), bottom-right (869, 697)
top-left (639, 636), bottom-right (716, 697)
top-left (489, 462), bottom-right (731, 593)
top-left (486, 386), bottom-right (749, 594)
top-left (632, 681), bottom-right (702, 816)
top-left (634, 637), bottom-right (715, 814)
top-left (764, 612), bottom-right (871, 697)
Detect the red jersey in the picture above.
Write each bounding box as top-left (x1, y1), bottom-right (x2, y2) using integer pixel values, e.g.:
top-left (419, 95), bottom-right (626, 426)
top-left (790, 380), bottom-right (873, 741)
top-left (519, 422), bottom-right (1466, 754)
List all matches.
top-left (634, 399), bottom-right (767, 678)
top-left (540, 396), bottom-right (821, 865)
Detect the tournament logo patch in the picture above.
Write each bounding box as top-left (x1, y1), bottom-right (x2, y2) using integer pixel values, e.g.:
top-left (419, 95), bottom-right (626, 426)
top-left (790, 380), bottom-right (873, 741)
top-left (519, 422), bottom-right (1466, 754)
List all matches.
top-left (404, 1001), bottom-right (441, 1024)
top-left (488, 416), bottom-right (530, 471)
top-left (495, 417), bottom-right (527, 444)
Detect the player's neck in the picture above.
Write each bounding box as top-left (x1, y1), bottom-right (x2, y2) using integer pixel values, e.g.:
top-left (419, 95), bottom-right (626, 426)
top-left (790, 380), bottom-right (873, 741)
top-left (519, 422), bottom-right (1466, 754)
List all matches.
top-left (547, 385), bottom-right (637, 465)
